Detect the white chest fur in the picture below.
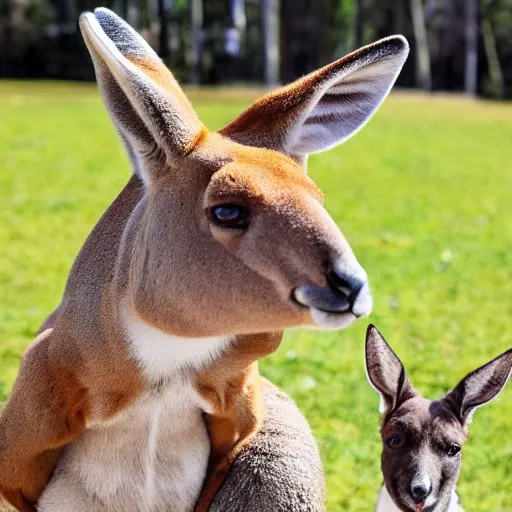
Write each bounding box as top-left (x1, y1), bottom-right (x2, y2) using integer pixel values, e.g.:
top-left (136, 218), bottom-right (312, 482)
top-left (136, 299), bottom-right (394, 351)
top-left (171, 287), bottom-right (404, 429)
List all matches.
top-left (38, 313), bottom-right (233, 512)
top-left (125, 310), bottom-right (232, 384)
top-left (375, 485), bottom-right (463, 512)
top-left (39, 382), bottom-right (210, 512)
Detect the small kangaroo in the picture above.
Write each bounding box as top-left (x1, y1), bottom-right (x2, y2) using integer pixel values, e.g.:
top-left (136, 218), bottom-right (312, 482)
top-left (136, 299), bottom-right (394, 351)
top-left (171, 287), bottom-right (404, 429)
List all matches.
top-left (365, 325), bottom-right (512, 512)
top-left (0, 8), bottom-right (409, 512)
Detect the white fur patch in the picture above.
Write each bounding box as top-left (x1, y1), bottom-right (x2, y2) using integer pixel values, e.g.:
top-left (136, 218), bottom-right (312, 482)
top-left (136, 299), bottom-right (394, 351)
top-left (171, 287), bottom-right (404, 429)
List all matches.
top-left (352, 281), bottom-right (373, 318)
top-left (376, 485), bottom-right (400, 512)
top-left (309, 309), bottom-right (358, 330)
top-left (124, 309), bottom-right (233, 385)
top-left (375, 486), bottom-right (463, 512)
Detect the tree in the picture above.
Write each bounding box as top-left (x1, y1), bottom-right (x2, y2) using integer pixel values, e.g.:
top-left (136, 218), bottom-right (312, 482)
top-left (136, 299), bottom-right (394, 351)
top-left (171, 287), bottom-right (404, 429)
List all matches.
top-left (410, 0), bottom-right (432, 90)
top-left (354, 0), bottom-right (363, 48)
top-left (464, 0), bottom-right (478, 96)
top-left (481, 0), bottom-right (505, 97)
top-left (262, 0), bottom-right (279, 86)
top-left (190, 0), bottom-right (203, 83)
top-left (158, 0), bottom-right (169, 59)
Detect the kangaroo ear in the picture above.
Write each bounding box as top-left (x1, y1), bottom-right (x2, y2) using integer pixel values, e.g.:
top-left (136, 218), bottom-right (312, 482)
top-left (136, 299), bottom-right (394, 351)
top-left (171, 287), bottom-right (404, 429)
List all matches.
top-left (220, 36), bottom-right (409, 167)
top-left (443, 349), bottom-right (512, 428)
top-left (79, 8), bottom-right (206, 185)
top-left (365, 325), bottom-right (415, 414)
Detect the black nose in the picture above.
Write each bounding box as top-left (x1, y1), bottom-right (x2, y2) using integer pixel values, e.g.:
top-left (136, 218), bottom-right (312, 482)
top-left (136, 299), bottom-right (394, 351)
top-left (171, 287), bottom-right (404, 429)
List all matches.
top-left (326, 269), bottom-right (364, 308)
top-left (411, 483), bottom-right (431, 503)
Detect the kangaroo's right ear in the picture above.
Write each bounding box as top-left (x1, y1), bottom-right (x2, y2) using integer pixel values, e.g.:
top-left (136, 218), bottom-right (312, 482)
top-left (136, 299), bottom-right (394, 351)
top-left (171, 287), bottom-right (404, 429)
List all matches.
top-left (79, 8), bottom-right (206, 185)
top-left (220, 36), bottom-right (409, 168)
top-left (365, 325), bottom-right (416, 414)
top-left (443, 349), bottom-right (512, 428)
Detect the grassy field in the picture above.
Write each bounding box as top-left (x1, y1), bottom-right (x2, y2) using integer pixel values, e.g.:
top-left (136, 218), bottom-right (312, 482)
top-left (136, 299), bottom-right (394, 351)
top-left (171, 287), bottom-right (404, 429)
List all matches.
top-left (1, 81), bottom-right (511, 511)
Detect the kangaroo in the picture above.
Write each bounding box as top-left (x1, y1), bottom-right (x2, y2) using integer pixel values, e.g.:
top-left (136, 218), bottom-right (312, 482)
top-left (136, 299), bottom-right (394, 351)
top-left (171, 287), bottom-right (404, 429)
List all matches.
top-left (365, 325), bottom-right (512, 512)
top-left (0, 8), bottom-right (409, 512)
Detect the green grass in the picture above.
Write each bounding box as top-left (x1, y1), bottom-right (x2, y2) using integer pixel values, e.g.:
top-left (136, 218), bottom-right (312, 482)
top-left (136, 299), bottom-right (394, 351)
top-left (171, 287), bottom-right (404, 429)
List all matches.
top-left (1, 81), bottom-right (512, 511)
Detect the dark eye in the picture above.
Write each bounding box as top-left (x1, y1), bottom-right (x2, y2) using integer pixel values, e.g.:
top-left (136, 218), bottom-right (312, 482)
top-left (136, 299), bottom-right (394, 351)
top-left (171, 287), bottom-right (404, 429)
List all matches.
top-left (386, 433), bottom-right (403, 449)
top-left (446, 443), bottom-right (461, 457)
top-left (209, 205), bottom-right (249, 229)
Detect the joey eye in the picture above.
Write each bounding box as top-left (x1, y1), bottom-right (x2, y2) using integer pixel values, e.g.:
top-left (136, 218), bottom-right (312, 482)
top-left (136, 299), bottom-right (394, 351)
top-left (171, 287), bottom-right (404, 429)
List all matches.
top-left (209, 205), bottom-right (249, 229)
top-left (386, 433), bottom-right (403, 449)
top-left (446, 443), bottom-right (461, 457)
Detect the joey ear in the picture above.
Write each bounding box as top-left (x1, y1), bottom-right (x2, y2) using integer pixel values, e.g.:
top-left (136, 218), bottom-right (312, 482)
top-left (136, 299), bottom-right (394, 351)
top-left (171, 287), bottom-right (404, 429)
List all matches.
top-left (79, 8), bottom-right (206, 184)
top-left (365, 325), bottom-right (415, 414)
top-left (220, 36), bottom-right (409, 167)
top-left (443, 349), bottom-right (512, 428)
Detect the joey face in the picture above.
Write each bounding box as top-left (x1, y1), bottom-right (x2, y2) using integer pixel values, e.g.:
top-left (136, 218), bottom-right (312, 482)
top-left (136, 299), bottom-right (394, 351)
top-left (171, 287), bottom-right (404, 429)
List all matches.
top-left (381, 398), bottom-right (466, 512)
top-left (366, 326), bottom-right (512, 512)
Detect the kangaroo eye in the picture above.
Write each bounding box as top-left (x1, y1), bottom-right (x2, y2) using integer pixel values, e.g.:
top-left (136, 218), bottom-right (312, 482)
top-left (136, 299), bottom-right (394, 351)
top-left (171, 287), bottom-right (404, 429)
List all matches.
top-left (446, 443), bottom-right (461, 457)
top-left (209, 205), bottom-right (249, 229)
top-left (386, 433), bottom-right (403, 449)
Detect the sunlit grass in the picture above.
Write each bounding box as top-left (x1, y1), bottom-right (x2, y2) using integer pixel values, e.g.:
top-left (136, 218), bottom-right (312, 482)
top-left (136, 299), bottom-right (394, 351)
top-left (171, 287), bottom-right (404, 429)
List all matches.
top-left (1, 81), bottom-right (511, 511)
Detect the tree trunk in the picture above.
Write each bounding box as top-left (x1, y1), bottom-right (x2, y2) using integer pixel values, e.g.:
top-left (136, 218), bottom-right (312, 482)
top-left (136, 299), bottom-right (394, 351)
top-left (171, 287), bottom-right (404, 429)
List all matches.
top-left (121, 0), bottom-right (128, 20)
top-left (353, 0), bottom-right (363, 49)
top-left (481, 16), bottom-right (503, 97)
top-left (464, 0), bottom-right (478, 96)
top-left (410, 0), bottom-right (431, 90)
top-left (158, 0), bottom-right (169, 59)
top-left (190, 0), bottom-right (203, 84)
top-left (262, 0), bottom-right (279, 86)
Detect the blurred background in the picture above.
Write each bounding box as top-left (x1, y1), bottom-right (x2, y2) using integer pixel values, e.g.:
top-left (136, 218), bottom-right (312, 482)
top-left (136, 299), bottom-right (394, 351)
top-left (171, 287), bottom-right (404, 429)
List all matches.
top-left (1, 1), bottom-right (512, 512)
top-left (1, 0), bottom-right (512, 97)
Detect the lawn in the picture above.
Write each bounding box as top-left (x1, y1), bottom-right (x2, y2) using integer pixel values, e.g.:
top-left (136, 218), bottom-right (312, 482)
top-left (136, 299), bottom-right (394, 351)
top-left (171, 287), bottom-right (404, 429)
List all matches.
top-left (0, 81), bottom-right (511, 511)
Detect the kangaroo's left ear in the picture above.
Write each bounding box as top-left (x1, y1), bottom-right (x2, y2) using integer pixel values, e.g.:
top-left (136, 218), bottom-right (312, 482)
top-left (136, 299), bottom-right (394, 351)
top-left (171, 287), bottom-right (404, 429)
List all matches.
top-left (79, 8), bottom-right (206, 185)
top-left (220, 36), bottom-right (409, 167)
top-left (443, 349), bottom-right (512, 428)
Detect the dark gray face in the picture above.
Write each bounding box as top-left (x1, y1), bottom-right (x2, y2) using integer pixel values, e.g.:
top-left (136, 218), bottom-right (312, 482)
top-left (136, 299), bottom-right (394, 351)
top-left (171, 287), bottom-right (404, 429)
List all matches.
top-left (381, 398), bottom-right (466, 512)
top-left (366, 325), bottom-right (512, 512)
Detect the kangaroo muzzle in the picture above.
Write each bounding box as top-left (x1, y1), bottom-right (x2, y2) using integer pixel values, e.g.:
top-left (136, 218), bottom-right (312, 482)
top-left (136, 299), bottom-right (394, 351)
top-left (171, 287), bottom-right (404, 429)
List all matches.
top-left (293, 258), bottom-right (372, 329)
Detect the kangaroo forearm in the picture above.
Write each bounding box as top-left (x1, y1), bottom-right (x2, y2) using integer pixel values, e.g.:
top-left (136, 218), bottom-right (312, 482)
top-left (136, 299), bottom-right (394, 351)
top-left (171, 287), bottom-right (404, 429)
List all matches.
top-left (0, 449), bottom-right (62, 508)
top-left (0, 387), bottom-right (83, 508)
top-left (0, 331), bottom-right (88, 509)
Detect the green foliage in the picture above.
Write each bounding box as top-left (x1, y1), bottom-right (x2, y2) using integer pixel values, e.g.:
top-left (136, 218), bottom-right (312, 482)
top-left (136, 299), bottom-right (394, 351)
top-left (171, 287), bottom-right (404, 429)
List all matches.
top-left (0, 82), bottom-right (511, 511)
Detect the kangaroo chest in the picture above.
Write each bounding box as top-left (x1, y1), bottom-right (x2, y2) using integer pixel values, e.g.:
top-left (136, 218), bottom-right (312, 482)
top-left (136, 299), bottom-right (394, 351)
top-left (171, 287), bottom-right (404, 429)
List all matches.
top-left (38, 382), bottom-right (210, 512)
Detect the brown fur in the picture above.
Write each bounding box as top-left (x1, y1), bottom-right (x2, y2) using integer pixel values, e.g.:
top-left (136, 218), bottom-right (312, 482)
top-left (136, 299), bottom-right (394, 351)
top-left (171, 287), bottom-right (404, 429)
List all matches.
top-left (194, 333), bottom-right (282, 511)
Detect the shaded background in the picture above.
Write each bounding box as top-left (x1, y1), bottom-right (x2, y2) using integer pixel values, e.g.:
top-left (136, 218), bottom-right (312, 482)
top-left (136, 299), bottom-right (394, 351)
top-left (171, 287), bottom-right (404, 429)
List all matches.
top-left (1, 0), bottom-right (512, 97)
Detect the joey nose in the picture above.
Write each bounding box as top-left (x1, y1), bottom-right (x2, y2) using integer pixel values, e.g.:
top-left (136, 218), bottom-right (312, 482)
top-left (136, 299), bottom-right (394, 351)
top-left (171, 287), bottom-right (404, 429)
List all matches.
top-left (411, 482), bottom-right (431, 503)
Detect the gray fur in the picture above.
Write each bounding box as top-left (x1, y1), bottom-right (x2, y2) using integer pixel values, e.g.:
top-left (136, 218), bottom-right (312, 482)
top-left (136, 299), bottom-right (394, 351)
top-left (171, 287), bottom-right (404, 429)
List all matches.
top-left (211, 382), bottom-right (326, 512)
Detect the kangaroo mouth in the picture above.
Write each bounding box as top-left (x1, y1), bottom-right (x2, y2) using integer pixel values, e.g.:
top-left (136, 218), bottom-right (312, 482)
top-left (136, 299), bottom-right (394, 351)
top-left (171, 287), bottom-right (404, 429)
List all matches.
top-left (292, 285), bottom-right (358, 329)
top-left (293, 284), bottom-right (352, 313)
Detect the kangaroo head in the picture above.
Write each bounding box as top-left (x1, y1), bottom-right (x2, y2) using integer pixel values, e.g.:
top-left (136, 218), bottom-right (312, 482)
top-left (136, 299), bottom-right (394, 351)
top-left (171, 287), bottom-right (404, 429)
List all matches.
top-left (365, 325), bottom-right (512, 512)
top-left (80, 9), bottom-right (409, 338)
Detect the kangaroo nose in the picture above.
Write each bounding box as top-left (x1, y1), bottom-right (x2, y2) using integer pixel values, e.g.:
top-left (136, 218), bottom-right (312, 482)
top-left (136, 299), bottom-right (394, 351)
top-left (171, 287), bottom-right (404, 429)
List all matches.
top-left (411, 482), bottom-right (431, 503)
top-left (326, 268), bottom-right (364, 310)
